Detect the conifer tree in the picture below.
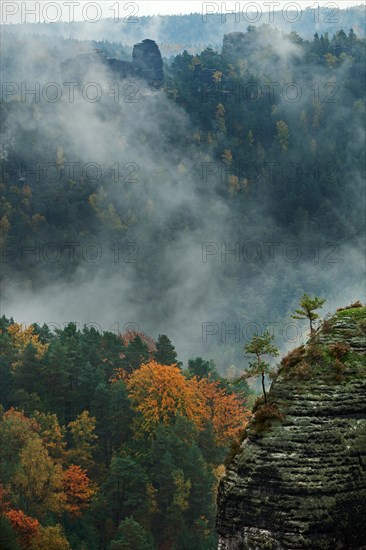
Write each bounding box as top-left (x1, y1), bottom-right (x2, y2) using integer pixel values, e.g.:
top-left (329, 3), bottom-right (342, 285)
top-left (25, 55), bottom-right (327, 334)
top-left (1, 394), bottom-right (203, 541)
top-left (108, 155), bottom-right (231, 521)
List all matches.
top-left (154, 335), bottom-right (178, 366)
top-left (243, 332), bottom-right (279, 404)
top-left (292, 293), bottom-right (326, 336)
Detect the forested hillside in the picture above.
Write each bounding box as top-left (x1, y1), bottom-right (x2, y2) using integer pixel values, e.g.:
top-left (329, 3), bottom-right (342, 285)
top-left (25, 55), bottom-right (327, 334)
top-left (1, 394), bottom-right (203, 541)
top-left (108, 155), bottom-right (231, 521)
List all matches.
top-left (0, 317), bottom-right (252, 549)
top-left (1, 24), bottom-right (364, 365)
top-left (0, 14), bottom-right (365, 549)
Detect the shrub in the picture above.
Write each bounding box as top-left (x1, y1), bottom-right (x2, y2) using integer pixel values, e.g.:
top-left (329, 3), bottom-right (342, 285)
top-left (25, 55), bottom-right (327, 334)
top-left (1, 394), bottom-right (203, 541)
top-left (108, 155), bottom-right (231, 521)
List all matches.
top-left (306, 345), bottom-right (324, 363)
top-left (322, 319), bottom-right (332, 333)
top-left (293, 360), bottom-right (312, 379)
top-left (252, 396), bottom-right (264, 413)
top-left (280, 345), bottom-right (305, 370)
top-left (252, 404), bottom-right (284, 433)
top-left (337, 301), bottom-right (363, 311)
top-left (328, 342), bottom-right (350, 360)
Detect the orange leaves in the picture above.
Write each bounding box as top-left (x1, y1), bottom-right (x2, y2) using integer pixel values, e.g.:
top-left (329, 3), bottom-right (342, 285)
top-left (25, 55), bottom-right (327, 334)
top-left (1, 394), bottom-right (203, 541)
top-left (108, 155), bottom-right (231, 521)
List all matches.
top-left (109, 367), bottom-right (129, 383)
top-left (2, 407), bottom-right (39, 433)
top-left (198, 379), bottom-right (251, 446)
top-left (62, 465), bottom-right (96, 517)
top-left (5, 509), bottom-right (40, 548)
top-left (1, 408), bottom-right (98, 522)
top-left (121, 330), bottom-right (156, 353)
top-left (127, 361), bottom-right (207, 435)
top-left (126, 361), bottom-right (251, 445)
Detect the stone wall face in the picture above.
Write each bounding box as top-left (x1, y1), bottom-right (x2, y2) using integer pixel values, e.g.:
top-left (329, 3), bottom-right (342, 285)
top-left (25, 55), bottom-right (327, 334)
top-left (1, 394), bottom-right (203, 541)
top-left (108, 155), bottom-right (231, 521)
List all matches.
top-left (216, 307), bottom-right (366, 550)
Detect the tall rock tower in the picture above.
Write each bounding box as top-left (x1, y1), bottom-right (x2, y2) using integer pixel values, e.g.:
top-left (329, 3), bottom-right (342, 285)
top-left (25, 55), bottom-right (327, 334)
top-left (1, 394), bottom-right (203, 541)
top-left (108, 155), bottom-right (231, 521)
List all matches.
top-left (217, 304), bottom-right (366, 549)
top-left (132, 39), bottom-right (164, 87)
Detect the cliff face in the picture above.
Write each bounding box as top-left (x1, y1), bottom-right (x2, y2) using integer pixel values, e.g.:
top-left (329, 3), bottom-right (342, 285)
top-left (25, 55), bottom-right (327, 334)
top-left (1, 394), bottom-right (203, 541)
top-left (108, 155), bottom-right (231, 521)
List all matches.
top-left (217, 306), bottom-right (366, 550)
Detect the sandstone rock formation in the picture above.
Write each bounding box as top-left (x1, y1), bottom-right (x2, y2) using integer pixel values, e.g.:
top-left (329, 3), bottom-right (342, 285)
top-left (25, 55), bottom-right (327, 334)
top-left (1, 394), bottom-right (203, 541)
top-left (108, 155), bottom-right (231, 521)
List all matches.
top-left (217, 305), bottom-right (366, 549)
top-left (61, 39), bottom-right (164, 87)
top-left (132, 39), bottom-right (164, 85)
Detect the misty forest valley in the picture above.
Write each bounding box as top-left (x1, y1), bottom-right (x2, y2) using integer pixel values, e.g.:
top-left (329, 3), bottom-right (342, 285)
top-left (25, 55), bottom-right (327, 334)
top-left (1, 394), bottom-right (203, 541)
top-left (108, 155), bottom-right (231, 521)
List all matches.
top-left (0, 3), bottom-right (365, 550)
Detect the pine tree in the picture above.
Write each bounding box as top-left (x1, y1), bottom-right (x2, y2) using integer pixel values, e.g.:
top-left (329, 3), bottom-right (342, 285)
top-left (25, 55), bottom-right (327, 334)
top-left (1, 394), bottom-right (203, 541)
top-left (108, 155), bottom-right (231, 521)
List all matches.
top-left (187, 357), bottom-right (212, 379)
top-left (154, 335), bottom-right (178, 366)
top-left (243, 332), bottom-right (279, 404)
top-left (0, 516), bottom-right (22, 550)
top-left (292, 293), bottom-right (326, 336)
top-left (123, 336), bottom-right (150, 373)
top-left (110, 517), bottom-right (155, 550)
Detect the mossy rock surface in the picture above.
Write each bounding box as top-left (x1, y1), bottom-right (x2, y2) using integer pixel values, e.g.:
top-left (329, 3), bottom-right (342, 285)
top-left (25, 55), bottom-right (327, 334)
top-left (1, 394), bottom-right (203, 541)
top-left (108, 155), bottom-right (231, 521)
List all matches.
top-left (217, 306), bottom-right (366, 550)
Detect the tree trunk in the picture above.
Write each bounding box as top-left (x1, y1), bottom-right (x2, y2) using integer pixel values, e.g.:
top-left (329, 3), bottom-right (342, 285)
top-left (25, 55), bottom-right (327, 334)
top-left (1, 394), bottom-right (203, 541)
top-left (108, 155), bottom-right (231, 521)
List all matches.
top-left (262, 371), bottom-right (267, 404)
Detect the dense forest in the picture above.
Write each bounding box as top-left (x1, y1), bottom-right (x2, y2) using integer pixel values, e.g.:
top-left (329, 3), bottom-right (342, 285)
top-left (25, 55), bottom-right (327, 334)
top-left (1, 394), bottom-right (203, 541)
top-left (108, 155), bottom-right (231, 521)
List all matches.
top-left (0, 12), bottom-right (365, 549)
top-left (1, 24), bottom-right (364, 365)
top-left (0, 316), bottom-right (252, 549)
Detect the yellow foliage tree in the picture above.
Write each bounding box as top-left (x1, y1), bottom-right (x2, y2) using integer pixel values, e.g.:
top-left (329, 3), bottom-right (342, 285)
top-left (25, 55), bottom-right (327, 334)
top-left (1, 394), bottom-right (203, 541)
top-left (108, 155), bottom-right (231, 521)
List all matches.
top-left (276, 120), bottom-right (290, 154)
top-left (213, 70), bottom-right (223, 82)
top-left (0, 408), bottom-right (40, 462)
top-left (12, 437), bottom-right (66, 518)
top-left (127, 362), bottom-right (250, 445)
top-left (30, 524), bottom-right (71, 550)
top-left (32, 411), bottom-right (66, 463)
top-left (127, 361), bottom-right (208, 436)
top-left (67, 411), bottom-right (97, 469)
top-left (221, 148), bottom-right (233, 165)
top-left (172, 469), bottom-right (191, 511)
top-left (7, 323), bottom-right (48, 363)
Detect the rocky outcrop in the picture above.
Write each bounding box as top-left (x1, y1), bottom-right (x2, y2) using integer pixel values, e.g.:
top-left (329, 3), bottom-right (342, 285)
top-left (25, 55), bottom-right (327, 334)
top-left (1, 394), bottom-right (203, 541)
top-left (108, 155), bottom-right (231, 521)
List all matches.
top-left (216, 305), bottom-right (366, 550)
top-left (61, 39), bottom-right (164, 87)
top-left (132, 39), bottom-right (164, 85)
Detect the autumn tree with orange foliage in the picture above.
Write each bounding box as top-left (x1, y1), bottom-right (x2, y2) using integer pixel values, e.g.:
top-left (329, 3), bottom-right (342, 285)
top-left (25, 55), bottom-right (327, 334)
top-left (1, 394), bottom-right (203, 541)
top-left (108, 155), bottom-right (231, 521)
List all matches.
top-left (198, 379), bottom-right (251, 446)
top-left (62, 465), bottom-right (96, 517)
top-left (127, 361), bottom-right (250, 444)
top-left (127, 361), bottom-right (208, 435)
top-left (5, 509), bottom-right (40, 548)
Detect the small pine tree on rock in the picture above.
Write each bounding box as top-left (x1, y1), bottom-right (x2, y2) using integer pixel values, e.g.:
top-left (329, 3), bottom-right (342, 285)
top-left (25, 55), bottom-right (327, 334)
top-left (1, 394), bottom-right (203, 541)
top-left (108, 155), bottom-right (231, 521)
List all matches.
top-left (292, 293), bottom-right (326, 336)
top-left (242, 332), bottom-right (279, 404)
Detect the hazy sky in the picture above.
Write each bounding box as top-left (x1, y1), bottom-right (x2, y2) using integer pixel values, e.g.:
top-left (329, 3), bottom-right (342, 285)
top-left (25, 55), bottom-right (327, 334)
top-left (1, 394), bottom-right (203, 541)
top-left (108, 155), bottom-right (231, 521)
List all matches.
top-left (1, 1), bottom-right (364, 24)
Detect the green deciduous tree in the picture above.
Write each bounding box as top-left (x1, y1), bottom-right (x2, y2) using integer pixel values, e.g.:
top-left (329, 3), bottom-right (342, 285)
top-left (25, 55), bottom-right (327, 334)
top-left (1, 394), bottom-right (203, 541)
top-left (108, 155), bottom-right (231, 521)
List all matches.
top-left (12, 436), bottom-right (66, 517)
top-left (67, 410), bottom-right (97, 469)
